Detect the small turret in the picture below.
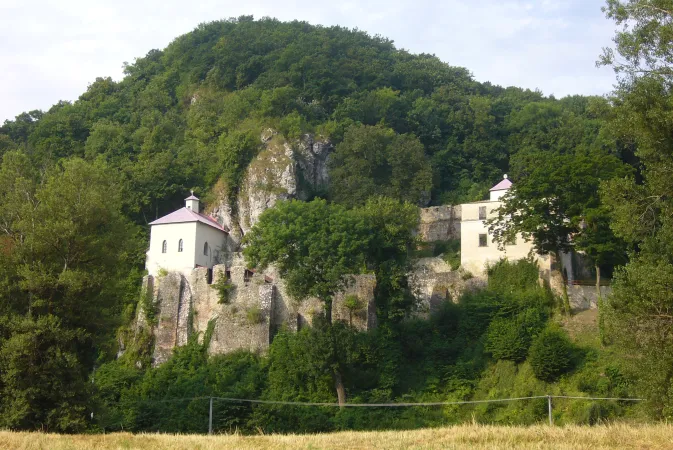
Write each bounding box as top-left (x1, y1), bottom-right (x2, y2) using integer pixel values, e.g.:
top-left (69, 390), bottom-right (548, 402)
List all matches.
top-left (489, 174), bottom-right (512, 201)
top-left (185, 191), bottom-right (199, 212)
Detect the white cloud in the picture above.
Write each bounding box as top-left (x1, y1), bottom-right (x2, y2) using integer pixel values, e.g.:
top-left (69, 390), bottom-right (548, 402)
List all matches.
top-left (0, 0), bottom-right (617, 123)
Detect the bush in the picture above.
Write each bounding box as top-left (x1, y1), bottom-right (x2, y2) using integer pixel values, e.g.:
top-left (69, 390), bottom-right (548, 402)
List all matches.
top-left (485, 318), bottom-right (530, 362)
top-left (487, 258), bottom-right (539, 294)
top-left (246, 306), bottom-right (264, 325)
top-left (213, 274), bottom-right (235, 304)
top-left (528, 326), bottom-right (574, 382)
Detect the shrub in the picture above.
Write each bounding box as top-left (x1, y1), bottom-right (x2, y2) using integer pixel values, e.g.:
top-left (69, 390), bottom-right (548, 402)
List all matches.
top-left (528, 326), bottom-right (574, 382)
top-left (487, 258), bottom-right (539, 294)
top-left (213, 274), bottom-right (235, 304)
top-left (485, 318), bottom-right (530, 362)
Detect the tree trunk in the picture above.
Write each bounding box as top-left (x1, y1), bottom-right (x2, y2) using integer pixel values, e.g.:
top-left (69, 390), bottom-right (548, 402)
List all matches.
top-left (556, 251), bottom-right (572, 316)
top-left (325, 299), bottom-right (346, 407)
top-left (595, 264), bottom-right (602, 301)
top-left (332, 369), bottom-right (346, 408)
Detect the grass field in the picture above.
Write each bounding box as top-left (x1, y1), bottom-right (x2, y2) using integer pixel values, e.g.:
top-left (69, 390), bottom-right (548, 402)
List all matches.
top-left (2, 423), bottom-right (673, 449)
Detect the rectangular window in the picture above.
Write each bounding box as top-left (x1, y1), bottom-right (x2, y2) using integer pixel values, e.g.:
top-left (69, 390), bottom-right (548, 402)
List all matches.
top-left (478, 206), bottom-right (487, 220)
top-left (505, 235), bottom-right (516, 246)
top-left (244, 269), bottom-right (253, 283)
top-left (479, 234), bottom-right (488, 247)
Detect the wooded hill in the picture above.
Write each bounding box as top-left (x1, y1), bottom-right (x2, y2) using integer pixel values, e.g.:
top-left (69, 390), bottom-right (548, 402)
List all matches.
top-left (0, 16), bottom-right (615, 221)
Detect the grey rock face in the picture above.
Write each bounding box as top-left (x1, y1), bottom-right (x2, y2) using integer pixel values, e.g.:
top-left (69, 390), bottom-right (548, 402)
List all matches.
top-left (209, 132), bottom-right (333, 250)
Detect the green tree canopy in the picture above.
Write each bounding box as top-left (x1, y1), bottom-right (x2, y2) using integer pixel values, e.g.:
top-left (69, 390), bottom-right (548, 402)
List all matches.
top-left (328, 125), bottom-right (432, 207)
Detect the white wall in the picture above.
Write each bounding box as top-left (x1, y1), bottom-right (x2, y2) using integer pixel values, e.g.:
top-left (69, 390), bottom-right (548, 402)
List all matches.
top-left (146, 222), bottom-right (197, 276)
top-left (460, 201), bottom-right (537, 275)
top-left (194, 222), bottom-right (228, 269)
top-left (490, 189), bottom-right (507, 201)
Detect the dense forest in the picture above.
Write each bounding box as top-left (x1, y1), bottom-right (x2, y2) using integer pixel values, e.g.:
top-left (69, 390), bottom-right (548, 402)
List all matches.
top-left (0, 0), bottom-right (672, 433)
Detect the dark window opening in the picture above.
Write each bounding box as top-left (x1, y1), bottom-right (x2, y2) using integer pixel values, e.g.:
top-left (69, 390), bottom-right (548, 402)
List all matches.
top-left (244, 269), bottom-right (253, 283)
top-left (478, 206), bottom-right (487, 220)
top-left (178, 239), bottom-right (183, 252)
top-left (479, 234), bottom-right (488, 247)
top-left (207, 268), bottom-right (213, 285)
top-left (203, 242), bottom-right (210, 256)
top-left (161, 240), bottom-right (167, 253)
top-left (225, 270), bottom-right (231, 280)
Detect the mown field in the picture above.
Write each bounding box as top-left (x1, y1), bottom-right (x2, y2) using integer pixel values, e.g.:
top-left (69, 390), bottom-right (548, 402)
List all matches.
top-left (2, 423), bottom-right (673, 450)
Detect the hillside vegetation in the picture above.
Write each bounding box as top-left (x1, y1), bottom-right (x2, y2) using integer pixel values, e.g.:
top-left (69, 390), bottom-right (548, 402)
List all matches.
top-left (0, 4), bottom-right (673, 434)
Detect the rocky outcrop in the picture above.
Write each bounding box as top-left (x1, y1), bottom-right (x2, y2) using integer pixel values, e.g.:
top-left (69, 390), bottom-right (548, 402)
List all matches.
top-left (210, 131), bottom-right (333, 249)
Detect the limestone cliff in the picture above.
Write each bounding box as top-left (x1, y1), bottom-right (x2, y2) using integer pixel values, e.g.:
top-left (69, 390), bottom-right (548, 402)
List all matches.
top-left (209, 131), bottom-right (332, 249)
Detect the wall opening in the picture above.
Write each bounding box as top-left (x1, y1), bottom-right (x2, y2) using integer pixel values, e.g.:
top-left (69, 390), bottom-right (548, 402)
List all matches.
top-left (207, 268), bottom-right (213, 285)
top-left (178, 239), bottom-right (183, 252)
top-left (162, 240), bottom-right (167, 253)
top-left (479, 234), bottom-right (488, 247)
top-left (244, 269), bottom-right (253, 284)
top-left (478, 206), bottom-right (487, 220)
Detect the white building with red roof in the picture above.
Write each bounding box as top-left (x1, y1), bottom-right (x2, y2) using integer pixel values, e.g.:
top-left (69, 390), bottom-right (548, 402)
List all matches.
top-left (460, 175), bottom-right (543, 275)
top-left (145, 192), bottom-right (228, 277)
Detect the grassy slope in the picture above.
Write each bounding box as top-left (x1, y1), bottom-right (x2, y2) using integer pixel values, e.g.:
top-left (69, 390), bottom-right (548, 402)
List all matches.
top-left (3, 424), bottom-right (673, 449)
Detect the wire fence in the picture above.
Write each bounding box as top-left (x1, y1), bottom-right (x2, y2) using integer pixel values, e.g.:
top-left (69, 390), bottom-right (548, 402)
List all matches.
top-left (120, 394), bottom-right (645, 434)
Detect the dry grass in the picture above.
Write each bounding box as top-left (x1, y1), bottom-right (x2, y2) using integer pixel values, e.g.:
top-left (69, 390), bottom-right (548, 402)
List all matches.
top-left (2, 423), bottom-right (673, 450)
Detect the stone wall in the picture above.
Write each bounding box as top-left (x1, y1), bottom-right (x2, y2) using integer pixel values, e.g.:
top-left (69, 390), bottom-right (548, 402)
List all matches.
top-left (417, 205), bottom-right (461, 242)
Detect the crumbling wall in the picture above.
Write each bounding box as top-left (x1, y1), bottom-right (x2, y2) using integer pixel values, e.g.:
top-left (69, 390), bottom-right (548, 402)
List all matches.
top-left (409, 257), bottom-right (486, 317)
top-left (207, 260), bottom-right (275, 355)
top-left (417, 205), bottom-right (461, 242)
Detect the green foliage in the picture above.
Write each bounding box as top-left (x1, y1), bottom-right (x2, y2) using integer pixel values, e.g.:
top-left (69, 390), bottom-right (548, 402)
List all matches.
top-left (246, 306), bottom-right (264, 325)
top-left (243, 199), bottom-right (370, 306)
top-left (0, 315), bottom-right (89, 432)
top-left (486, 258), bottom-right (540, 295)
top-left (434, 239), bottom-right (461, 270)
top-left (329, 124), bottom-right (432, 207)
top-left (528, 326), bottom-right (574, 382)
top-left (140, 287), bottom-right (157, 326)
top-left (213, 273), bottom-right (235, 304)
top-left (485, 316), bottom-right (533, 362)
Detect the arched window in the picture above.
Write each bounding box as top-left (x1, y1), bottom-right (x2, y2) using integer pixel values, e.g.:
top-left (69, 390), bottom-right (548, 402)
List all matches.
top-left (178, 239), bottom-right (183, 252)
top-left (162, 240), bottom-right (167, 253)
top-left (204, 242), bottom-right (210, 256)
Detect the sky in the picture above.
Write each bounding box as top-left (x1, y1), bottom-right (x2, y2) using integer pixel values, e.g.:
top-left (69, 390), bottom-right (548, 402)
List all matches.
top-left (0, 0), bottom-right (618, 124)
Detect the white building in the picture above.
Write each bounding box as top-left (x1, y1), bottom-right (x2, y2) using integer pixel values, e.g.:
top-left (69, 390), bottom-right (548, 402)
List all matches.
top-left (145, 193), bottom-right (228, 277)
top-left (460, 175), bottom-right (543, 275)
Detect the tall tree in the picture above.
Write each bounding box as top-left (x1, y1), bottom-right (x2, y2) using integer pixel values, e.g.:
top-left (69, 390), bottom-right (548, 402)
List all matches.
top-left (599, 0), bottom-right (673, 417)
top-left (0, 155), bottom-right (142, 430)
top-left (243, 199), bottom-right (370, 405)
top-left (328, 124), bottom-right (432, 207)
top-left (487, 146), bottom-right (629, 314)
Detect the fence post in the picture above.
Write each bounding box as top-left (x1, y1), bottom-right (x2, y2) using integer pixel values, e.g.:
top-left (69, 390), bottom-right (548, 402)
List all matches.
top-left (547, 395), bottom-right (553, 426)
top-left (209, 397), bottom-right (213, 435)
